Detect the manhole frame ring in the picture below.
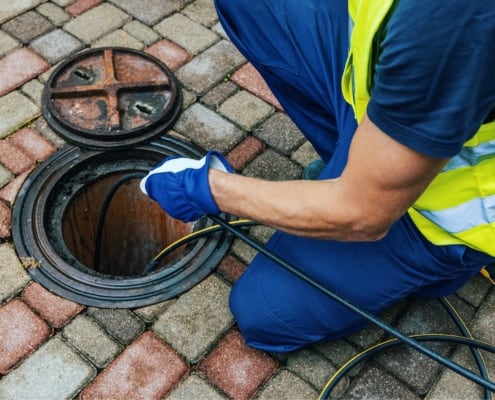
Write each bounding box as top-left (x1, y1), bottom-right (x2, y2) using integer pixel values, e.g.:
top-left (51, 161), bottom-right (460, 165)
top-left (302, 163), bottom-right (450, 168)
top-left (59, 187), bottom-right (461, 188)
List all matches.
top-left (12, 138), bottom-right (233, 308)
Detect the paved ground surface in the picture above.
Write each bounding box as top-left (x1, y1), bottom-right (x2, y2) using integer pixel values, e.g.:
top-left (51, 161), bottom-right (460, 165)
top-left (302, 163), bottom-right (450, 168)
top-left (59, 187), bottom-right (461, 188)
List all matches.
top-left (0, 1), bottom-right (494, 399)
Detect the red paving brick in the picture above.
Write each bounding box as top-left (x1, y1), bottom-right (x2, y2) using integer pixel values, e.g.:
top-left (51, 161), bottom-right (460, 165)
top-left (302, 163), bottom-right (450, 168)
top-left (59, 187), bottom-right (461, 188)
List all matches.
top-left (80, 331), bottom-right (189, 400)
top-left (10, 128), bottom-right (57, 162)
top-left (198, 330), bottom-right (278, 400)
top-left (0, 299), bottom-right (51, 375)
top-left (226, 136), bottom-right (265, 172)
top-left (0, 48), bottom-right (50, 96)
top-left (0, 140), bottom-right (35, 175)
top-left (22, 283), bottom-right (85, 329)
top-left (0, 169), bottom-right (33, 205)
top-left (231, 63), bottom-right (282, 110)
top-left (0, 201), bottom-right (11, 238)
top-left (146, 39), bottom-right (192, 72)
top-left (217, 255), bottom-right (247, 283)
top-left (65, 0), bottom-right (102, 16)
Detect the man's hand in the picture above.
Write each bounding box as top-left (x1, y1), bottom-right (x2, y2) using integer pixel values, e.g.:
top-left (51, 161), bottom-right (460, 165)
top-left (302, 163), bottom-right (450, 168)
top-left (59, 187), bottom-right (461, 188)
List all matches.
top-left (140, 151), bottom-right (233, 222)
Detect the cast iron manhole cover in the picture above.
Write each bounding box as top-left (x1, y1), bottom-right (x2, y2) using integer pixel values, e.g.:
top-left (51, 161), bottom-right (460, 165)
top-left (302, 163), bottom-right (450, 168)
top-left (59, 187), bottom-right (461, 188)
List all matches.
top-left (42, 47), bottom-right (181, 150)
top-left (12, 48), bottom-right (233, 308)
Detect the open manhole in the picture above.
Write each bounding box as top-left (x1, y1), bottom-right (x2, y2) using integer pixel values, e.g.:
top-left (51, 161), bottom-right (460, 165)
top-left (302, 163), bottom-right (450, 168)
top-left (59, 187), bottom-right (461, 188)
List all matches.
top-left (12, 48), bottom-right (232, 308)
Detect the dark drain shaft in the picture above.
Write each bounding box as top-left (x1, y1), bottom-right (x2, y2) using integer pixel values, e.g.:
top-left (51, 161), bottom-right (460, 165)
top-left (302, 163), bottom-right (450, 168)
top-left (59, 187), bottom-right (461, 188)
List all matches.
top-left (64, 172), bottom-right (190, 276)
top-left (12, 138), bottom-right (232, 308)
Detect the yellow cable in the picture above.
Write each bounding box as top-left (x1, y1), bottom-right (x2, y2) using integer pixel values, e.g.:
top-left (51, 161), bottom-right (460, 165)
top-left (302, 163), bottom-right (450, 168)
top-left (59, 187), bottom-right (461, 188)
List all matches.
top-left (443, 297), bottom-right (490, 381)
top-left (319, 299), bottom-right (491, 399)
top-left (481, 267), bottom-right (495, 285)
top-left (152, 219), bottom-right (256, 262)
top-left (318, 332), bottom-right (494, 399)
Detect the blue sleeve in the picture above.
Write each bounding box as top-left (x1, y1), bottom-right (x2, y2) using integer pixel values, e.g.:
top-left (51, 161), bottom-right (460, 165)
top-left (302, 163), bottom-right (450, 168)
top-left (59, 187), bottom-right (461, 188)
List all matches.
top-left (367, 0), bottom-right (495, 158)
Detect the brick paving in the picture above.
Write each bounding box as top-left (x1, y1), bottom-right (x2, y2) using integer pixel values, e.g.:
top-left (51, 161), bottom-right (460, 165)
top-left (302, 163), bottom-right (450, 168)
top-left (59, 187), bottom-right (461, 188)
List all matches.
top-left (0, 1), bottom-right (494, 399)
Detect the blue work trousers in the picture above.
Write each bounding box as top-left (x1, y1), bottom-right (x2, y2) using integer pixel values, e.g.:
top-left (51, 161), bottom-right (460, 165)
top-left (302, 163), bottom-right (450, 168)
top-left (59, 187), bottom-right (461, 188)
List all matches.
top-left (215, 0), bottom-right (495, 353)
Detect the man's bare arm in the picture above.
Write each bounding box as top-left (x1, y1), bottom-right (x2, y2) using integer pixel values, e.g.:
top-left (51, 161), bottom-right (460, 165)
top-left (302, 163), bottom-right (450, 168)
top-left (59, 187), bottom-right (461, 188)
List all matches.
top-left (209, 114), bottom-right (449, 241)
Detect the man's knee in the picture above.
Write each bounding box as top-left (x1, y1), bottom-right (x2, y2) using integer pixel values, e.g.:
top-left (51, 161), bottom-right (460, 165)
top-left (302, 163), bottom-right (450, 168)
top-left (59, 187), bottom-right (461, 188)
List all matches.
top-left (228, 281), bottom-right (262, 345)
top-left (229, 289), bottom-right (295, 352)
top-left (229, 273), bottom-right (334, 353)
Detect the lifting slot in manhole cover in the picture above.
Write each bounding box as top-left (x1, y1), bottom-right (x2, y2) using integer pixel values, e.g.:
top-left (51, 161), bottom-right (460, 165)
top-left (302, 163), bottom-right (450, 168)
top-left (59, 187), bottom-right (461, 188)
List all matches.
top-left (42, 47), bottom-right (182, 150)
top-left (13, 48), bottom-right (232, 308)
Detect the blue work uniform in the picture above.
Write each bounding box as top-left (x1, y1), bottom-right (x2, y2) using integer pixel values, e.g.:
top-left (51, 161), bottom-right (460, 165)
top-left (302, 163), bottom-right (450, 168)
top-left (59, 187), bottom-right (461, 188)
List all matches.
top-left (215, 0), bottom-right (495, 353)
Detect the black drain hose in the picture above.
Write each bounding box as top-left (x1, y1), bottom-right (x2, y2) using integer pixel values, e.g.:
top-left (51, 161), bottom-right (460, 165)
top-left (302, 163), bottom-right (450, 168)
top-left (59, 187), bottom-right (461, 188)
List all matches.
top-left (205, 214), bottom-right (495, 397)
top-left (93, 172), bottom-right (146, 272)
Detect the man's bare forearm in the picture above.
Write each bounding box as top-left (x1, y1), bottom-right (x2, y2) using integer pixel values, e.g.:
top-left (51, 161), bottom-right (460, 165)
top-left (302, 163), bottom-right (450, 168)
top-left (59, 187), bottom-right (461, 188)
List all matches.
top-left (209, 169), bottom-right (389, 241)
top-left (209, 115), bottom-right (448, 242)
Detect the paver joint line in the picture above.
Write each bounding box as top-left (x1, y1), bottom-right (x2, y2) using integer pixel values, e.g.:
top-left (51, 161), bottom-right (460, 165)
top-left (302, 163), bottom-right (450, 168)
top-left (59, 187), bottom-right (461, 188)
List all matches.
top-left (0, 2), bottom-right (493, 400)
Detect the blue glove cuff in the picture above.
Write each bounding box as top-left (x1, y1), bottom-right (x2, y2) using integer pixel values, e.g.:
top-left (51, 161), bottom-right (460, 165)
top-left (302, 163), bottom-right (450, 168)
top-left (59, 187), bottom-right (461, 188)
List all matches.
top-left (141, 151), bottom-right (233, 222)
top-left (182, 151), bottom-right (233, 218)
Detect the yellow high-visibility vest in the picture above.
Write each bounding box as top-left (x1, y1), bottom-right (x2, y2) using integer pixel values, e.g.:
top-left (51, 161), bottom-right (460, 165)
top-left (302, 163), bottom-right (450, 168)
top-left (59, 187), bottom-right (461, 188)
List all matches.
top-left (342, 0), bottom-right (495, 256)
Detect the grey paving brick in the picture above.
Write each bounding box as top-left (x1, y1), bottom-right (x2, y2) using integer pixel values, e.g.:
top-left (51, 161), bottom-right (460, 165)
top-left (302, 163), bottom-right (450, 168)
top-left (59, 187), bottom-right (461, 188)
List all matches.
top-left (51, 0), bottom-right (74, 7)
top-left (211, 22), bottom-right (228, 40)
top-left (134, 299), bottom-right (175, 323)
top-left (108, 0), bottom-right (193, 25)
top-left (343, 364), bottom-right (420, 400)
top-left (36, 3), bottom-right (70, 26)
top-left (287, 348), bottom-right (348, 394)
top-left (0, 92), bottom-right (40, 138)
top-left (0, 243), bottom-right (30, 303)
top-left (123, 20), bottom-right (160, 46)
top-left (257, 370), bottom-right (319, 400)
top-left (2, 10), bottom-right (53, 44)
top-left (30, 29), bottom-right (83, 64)
top-left (64, 3), bottom-right (131, 44)
top-left (0, 0), bottom-right (45, 24)
top-left (249, 225), bottom-right (275, 245)
top-left (154, 13), bottom-right (218, 55)
top-left (0, 164), bottom-right (13, 188)
top-left (0, 335), bottom-right (96, 400)
top-left (201, 81), bottom-right (239, 110)
top-left (254, 113), bottom-right (306, 155)
top-left (92, 29), bottom-right (144, 50)
top-left (183, 0), bottom-right (218, 28)
top-left (291, 140), bottom-right (320, 167)
top-left (63, 315), bottom-right (122, 368)
top-left (425, 346), bottom-right (486, 400)
top-left (86, 308), bottom-right (146, 345)
top-left (174, 103), bottom-right (245, 153)
top-left (168, 373), bottom-right (227, 400)
top-left (181, 88), bottom-right (197, 109)
top-left (375, 298), bottom-right (475, 395)
top-left (21, 79), bottom-right (44, 107)
top-left (313, 339), bottom-right (362, 377)
top-left (33, 117), bottom-right (67, 149)
top-left (242, 149), bottom-right (302, 181)
top-left (0, 30), bottom-right (19, 57)
top-left (471, 288), bottom-right (495, 344)
top-left (219, 90), bottom-right (274, 131)
top-left (347, 300), bottom-right (408, 350)
top-left (231, 238), bottom-right (257, 265)
top-left (38, 63), bottom-right (58, 83)
top-left (456, 273), bottom-right (492, 307)
top-left (176, 40), bottom-right (245, 95)
top-left (152, 274), bottom-right (233, 363)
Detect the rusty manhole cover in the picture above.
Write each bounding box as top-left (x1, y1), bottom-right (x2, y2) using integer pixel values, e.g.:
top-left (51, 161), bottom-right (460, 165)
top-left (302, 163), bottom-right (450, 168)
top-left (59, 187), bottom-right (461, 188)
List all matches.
top-left (42, 47), bottom-right (181, 150)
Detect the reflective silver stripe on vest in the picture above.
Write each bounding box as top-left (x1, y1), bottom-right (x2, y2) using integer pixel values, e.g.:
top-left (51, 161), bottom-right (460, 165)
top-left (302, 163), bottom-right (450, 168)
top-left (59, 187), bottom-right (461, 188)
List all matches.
top-left (443, 139), bottom-right (495, 172)
top-left (418, 194), bottom-right (495, 233)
